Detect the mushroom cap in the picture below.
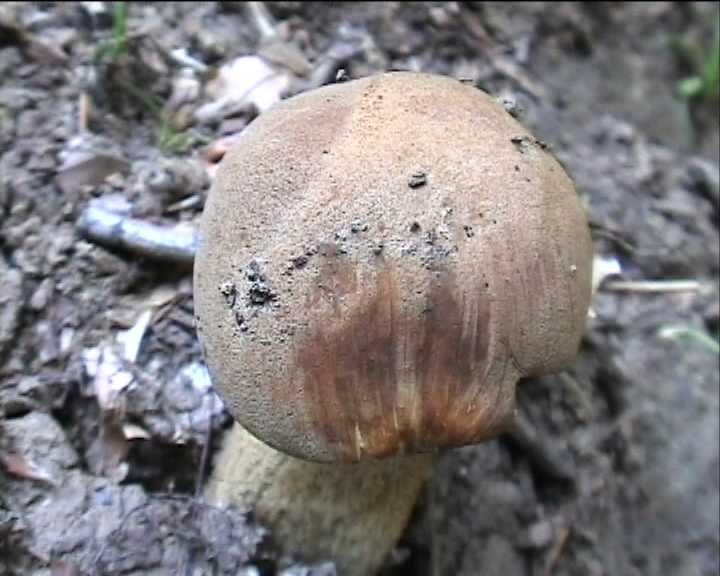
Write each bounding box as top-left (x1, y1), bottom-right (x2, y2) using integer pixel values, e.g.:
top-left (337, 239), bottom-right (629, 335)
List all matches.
top-left (194, 72), bottom-right (593, 463)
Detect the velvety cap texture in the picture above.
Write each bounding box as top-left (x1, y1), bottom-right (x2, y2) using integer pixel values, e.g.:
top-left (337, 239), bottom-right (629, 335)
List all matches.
top-left (194, 72), bottom-right (593, 462)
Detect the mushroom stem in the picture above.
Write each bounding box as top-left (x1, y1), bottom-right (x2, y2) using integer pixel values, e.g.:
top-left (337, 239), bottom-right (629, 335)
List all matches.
top-left (206, 424), bottom-right (436, 576)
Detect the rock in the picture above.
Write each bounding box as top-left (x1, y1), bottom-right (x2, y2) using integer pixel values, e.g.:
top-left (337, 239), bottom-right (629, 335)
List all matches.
top-left (142, 157), bottom-right (210, 201)
top-left (36, 319), bottom-right (59, 365)
top-left (47, 224), bottom-right (75, 268)
top-left (79, 1), bottom-right (113, 28)
top-left (523, 519), bottom-right (555, 549)
top-left (29, 278), bottom-right (53, 311)
top-left (0, 258), bottom-right (23, 358)
top-left (16, 109), bottom-right (44, 138)
top-left (459, 535), bottom-right (525, 576)
top-left (2, 412), bottom-right (79, 478)
top-left (0, 47), bottom-right (22, 77)
top-left (163, 365), bottom-right (203, 412)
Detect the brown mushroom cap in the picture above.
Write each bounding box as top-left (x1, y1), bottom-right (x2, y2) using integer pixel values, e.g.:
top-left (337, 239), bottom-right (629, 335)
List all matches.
top-left (194, 72), bottom-right (593, 463)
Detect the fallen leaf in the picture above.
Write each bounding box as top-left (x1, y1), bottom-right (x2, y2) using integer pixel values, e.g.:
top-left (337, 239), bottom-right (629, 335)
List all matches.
top-left (258, 39), bottom-right (312, 76)
top-left (195, 55), bottom-right (292, 123)
top-left (86, 410), bottom-right (130, 482)
top-left (56, 153), bottom-right (129, 196)
top-left (122, 422), bottom-right (151, 440)
top-left (116, 309), bottom-right (152, 363)
top-left (1, 452), bottom-right (55, 485)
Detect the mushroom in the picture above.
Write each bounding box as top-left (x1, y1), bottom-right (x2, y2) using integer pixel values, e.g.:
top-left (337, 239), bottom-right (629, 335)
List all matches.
top-left (194, 72), bottom-right (593, 575)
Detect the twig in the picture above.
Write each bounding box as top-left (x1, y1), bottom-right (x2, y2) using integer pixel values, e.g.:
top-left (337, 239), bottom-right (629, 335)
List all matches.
top-left (658, 324), bottom-right (720, 354)
top-left (79, 92), bottom-right (91, 133)
top-left (246, 2), bottom-right (277, 41)
top-left (306, 43), bottom-right (363, 89)
top-left (195, 398), bottom-right (214, 498)
top-left (602, 279), bottom-right (702, 293)
top-left (490, 55), bottom-right (548, 100)
top-left (542, 526), bottom-right (570, 576)
top-left (461, 8), bottom-right (546, 100)
top-left (589, 223), bottom-right (638, 255)
top-left (77, 205), bottom-right (198, 265)
top-left (169, 48), bottom-right (209, 74)
top-left (165, 195), bottom-right (203, 213)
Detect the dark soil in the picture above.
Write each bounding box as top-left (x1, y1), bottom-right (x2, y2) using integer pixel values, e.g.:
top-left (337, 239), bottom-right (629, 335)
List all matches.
top-left (1, 2), bottom-right (718, 576)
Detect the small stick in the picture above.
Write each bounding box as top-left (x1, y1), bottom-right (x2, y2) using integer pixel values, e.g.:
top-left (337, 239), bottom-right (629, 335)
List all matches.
top-left (166, 195), bottom-right (202, 213)
top-left (290, 40), bottom-right (365, 95)
top-left (169, 48), bottom-right (209, 74)
top-left (602, 279), bottom-right (702, 293)
top-left (78, 92), bottom-right (91, 133)
top-left (589, 223), bottom-right (638, 254)
top-left (246, 2), bottom-right (277, 41)
top-left (77, 205), bottom-right (198, 265)
top-left (542, 526), bottom-right (570, 576)
top-left (195, 398), bottom-right (214, 498)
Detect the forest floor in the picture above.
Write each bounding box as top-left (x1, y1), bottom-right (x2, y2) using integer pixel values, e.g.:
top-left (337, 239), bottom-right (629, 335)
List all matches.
top-left (1, 3), bottom-right (718, 576)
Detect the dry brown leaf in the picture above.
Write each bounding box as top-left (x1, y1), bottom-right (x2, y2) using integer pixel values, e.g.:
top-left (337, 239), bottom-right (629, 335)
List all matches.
top-left (86, 410), bottom-right (130, 482)
top-left (1, 452), bottom-right (55, 485)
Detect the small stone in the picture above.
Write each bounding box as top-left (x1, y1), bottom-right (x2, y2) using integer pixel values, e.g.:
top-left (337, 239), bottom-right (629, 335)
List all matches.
top-left (525, 520), bottom-right (554, 549)
top-left (2, 394), bottom-right (35, 417)
top-left (59, 328), bottom-right (74, 354)
top-left (408, 171), bottom-right (427, 189)
top-left (164, 370), bottom-right (202, 412)
top-left (80, 1), bottom-right (113, 28)
top-left (235, 312), bottom-right (248, 331)
top-left (350, 220), bottom-right (368, 233)
top-left (36, 320), bottom-right (59, 365)
top-left (0, 259), bottom-right (23, 356)
top-left (0, 47), bottom-right (22, 77)
top-left (291, 254), bottom-right (309, 269)
top-left (3, 412), bottom-right (79, 475)
top-left (105, 172), bottom-right (125, 189)
top-left (219, 281), bottom-right (236, 307)
top-left (502, 98), bottom-right (523, 118)
top-left (29, 278), bottom-right (53, 310)
top-left (143, 158), bottom-right (209, 200)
